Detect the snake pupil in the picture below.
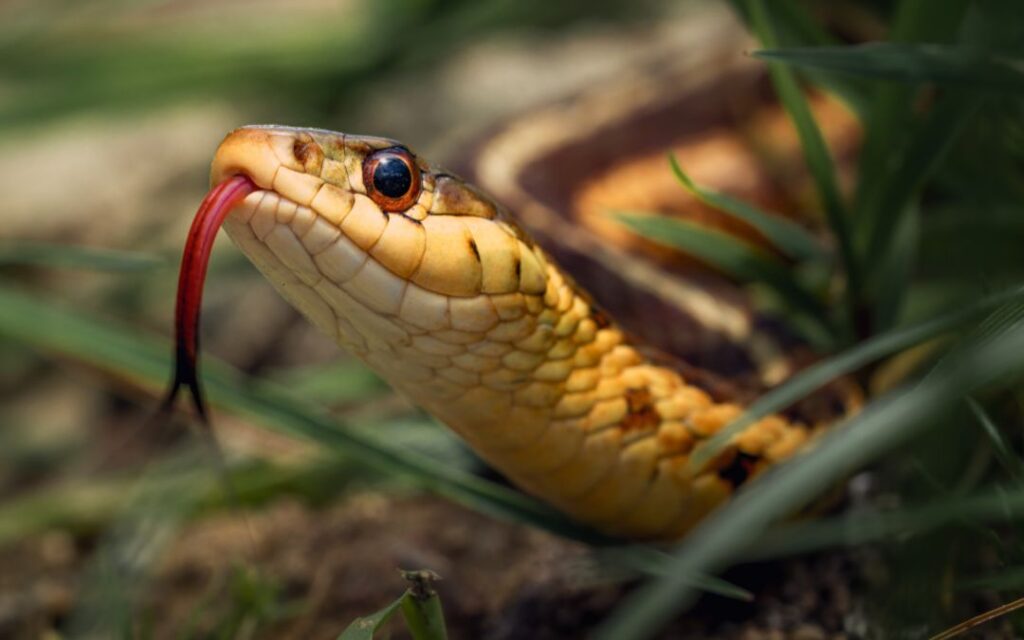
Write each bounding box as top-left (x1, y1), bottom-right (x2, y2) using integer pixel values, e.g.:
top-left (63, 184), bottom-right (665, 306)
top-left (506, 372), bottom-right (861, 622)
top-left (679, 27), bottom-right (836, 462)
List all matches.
top-left (372, 155), bottom-right (412, 198)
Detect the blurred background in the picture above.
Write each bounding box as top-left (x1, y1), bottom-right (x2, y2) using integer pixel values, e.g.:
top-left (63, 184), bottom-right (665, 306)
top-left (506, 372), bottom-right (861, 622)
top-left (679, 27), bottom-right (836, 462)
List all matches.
top-left (2, 0), bottom-right (1024, 638)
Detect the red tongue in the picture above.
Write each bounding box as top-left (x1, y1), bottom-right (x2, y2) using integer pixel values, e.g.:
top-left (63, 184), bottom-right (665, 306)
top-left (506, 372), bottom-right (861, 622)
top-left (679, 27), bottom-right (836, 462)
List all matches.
top-left (162, 175), bottom-right (256, 421)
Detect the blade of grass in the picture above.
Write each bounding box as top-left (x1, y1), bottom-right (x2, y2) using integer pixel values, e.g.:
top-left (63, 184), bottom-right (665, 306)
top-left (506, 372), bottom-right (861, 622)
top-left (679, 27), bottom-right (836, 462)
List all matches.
top-left (861, 94), bottom-right (982, 282)
top-left (614, 213), bottom-right (830, 341)
top-left (667, 154), bottom-right (828, 262)
top-left (689, 284), bottom-right (1024, 471)
top-left (0, 283), bottom-right (743, 597)
top-left (843, 0), bottom-right (970, 323)
top-left (65, 448), bottom-right (213, 636)
top-left (745, 482), bottom-right (1024, 561)
top-left (870, 204), bottom-right (920, 332)
top-left (753, 43), bottom-right (1024, 91)
top-left (746, 0), bottom-right (858, 338)
top-left (338, 593), bottom-right (406, 640)
top-left (0, 283), bottom-right (593, 542)
top-left (0, 457), bottom-right (354, 546)
top-left (399, 570), bottom-right (449, 640)
top-left (725, 0), bottom-right (869, 115)
top-left (596, 546), bottom-right (753, 601)
top-left (967, 398), bottom-right (1024, 482)
top-left (269, 360), bottom-right (386, 405)
top-left (961, 566), bottom-right (1024, 592)
top-left (595, 318), bottom-right (1024, 640)
top-left (0, 241), bottom-right (166, 272)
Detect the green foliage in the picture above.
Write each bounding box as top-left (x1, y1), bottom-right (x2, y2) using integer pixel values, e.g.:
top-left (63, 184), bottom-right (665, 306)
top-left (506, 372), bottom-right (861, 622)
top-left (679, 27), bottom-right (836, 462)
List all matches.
top-left (614, 212), bottom-right (831, 343)
top-left (0, 241), bottom-right (166, 272)
top-left (602, 0), bottom-right (1024, 638)
top-left (338, 570), bottom-right (447, 640)
top-left (747, 0), bottom-right (858, 335)
top-left (667, 154), bottom-right (828, 262)
top-left (754, 43), bottom-right (1024, 91)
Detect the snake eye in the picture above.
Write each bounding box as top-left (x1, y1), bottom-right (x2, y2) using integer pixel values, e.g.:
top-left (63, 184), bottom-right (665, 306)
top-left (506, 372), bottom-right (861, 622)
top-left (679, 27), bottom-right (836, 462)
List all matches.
top-left (363, 148), bottom-right (421, 212)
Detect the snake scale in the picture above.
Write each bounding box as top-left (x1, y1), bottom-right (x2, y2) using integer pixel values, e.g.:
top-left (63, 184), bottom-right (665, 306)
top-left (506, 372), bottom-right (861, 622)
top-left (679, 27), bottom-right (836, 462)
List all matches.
top-left (169, 120), bottom-right (835, 542)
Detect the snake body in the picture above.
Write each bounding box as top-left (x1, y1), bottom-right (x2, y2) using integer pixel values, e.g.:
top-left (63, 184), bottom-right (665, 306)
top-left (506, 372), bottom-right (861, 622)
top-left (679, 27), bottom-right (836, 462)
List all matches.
top-left (209, 125), bottom-right (821, 540)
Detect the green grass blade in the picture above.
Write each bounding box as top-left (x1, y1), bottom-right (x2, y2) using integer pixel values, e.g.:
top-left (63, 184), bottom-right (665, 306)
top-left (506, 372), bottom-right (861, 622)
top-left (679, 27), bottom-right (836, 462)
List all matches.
top-left (596, 547), bottom-right (752, 602)
top-left (0, 457), bottom-right (355, 546)
top-left (845, 0), bottom-right (970, 307)
top-left (746, 482), bottom-right (1024, 560)
top-left (0, 241), bottom-right (166, 272)
top-left (0, 283), bottom-right (602, 545)
top-left (0, 288), bottom-right (781, 600)
top-left (745, 0), bottom-right (858, 334)
top-left (689, 284), bottom-right (1024, 472)
top-left (614, 213), bottom-right (829, 336)
top-left (724, 0), bottom-right (869, 115)
top-left (596, 321), bottom-right (1024, 640)
top-left (667, 154), bottom-right (827, 262)
top-left (862, 94), bottom-right (982, 272)
top-left (753, 43), bottom-right (1024, 91)
top-left (967, 398), bottom-right (1024, 482)
top-left (338, 593), bottom-right (406, 640)
top-left (270, 360), bottom-right (386, 405)
top-left (399, 571), bottom-right (448, 640)
top-left (869, 205), bottom-right (920, 331)
top-left (961, 566), bottom-right (1024, 592)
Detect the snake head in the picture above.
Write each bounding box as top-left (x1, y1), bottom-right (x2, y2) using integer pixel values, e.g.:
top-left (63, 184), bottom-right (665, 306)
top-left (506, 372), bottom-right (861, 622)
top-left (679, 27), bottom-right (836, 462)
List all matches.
top-left (207, 125), bottom-right (552, 358)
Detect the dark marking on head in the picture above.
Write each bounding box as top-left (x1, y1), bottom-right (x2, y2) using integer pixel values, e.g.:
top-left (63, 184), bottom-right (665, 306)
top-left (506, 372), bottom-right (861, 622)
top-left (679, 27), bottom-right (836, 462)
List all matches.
top-left (293, 139), bottom-right (312, 164)
top-left (467, 237), bottom-right (481, 263)
top-left (291, 135), bottom-right (324, 174)
top-left (513, 256), bottom-right (522, 282)
top-left (717, 451), bottom-right (760, 488)
top-left (621, 387), bottom-right (661, 432)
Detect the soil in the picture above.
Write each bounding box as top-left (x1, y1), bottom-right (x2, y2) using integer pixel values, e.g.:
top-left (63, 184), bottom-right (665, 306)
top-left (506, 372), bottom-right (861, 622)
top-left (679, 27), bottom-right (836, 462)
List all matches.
top-left (0, 490), bottom-right (870, 639)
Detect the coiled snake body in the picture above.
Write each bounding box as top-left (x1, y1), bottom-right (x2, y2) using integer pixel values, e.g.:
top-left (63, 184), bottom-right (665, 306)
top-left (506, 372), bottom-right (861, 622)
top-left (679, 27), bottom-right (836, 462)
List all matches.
top-left (191, 123), bottom-right (831, 541)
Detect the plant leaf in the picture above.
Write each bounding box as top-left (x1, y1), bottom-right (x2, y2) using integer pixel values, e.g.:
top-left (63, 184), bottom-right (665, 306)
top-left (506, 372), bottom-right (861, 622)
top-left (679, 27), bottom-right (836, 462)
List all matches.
top-left (967, 398), bottom-right (1024, 482)
top-left (0, 241), bottom-right (165, 272)
top-left (746, 482), bottom-right (1024, 561)
top-left (0, 283), bottom-right (601, 545)
top-left (861, 94), bottom-right (982, 285)
top-left (0, 286), bottom-right (771, 601)
top-left (753, 43), bottom-right (1024, 92)
top-left (614, 212), bottom-right (829, 339)
top-left (338, 593), bottom-right (406, 640)
top-left (667, 154), bottom-right (827, 263)
top-left (745, 0), bottom-right (858, 335)
top-left (725, 0), bottom-right (869, 115)
top-left (398, 571), bottom-right (449, 640)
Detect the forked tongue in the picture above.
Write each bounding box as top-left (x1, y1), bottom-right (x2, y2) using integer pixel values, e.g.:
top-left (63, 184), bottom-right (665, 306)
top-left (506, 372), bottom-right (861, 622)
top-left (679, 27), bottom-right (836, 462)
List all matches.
top-left (161, 175), bottom-right (256, 421)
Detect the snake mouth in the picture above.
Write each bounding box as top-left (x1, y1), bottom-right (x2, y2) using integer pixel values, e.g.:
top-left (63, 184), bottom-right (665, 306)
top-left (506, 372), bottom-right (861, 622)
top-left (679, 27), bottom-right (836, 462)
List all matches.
top-left (163, 125), bottom-right (554, 421)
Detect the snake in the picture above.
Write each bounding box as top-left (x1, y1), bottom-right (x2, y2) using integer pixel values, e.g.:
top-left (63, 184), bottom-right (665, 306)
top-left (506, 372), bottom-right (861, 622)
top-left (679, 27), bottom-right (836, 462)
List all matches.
top-left (166, 23), bottom-right (860, 541)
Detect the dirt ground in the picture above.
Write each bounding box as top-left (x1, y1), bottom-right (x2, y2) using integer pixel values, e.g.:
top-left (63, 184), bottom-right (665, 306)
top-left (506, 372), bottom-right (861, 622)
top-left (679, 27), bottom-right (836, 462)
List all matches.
top-left (1, 489), bottom-right (874, 639)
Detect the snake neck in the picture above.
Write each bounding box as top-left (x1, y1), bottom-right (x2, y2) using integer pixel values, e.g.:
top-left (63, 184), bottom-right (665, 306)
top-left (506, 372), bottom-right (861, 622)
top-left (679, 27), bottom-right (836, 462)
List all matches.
top-left (223, 198), bottom-right (811, 540)
top-left (394, 259), bottom-right (813, 540)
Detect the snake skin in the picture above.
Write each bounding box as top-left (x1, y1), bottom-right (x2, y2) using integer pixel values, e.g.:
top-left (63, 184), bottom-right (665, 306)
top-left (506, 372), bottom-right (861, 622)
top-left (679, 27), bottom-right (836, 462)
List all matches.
top-left (211, 125), bottom-right (816, 540)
